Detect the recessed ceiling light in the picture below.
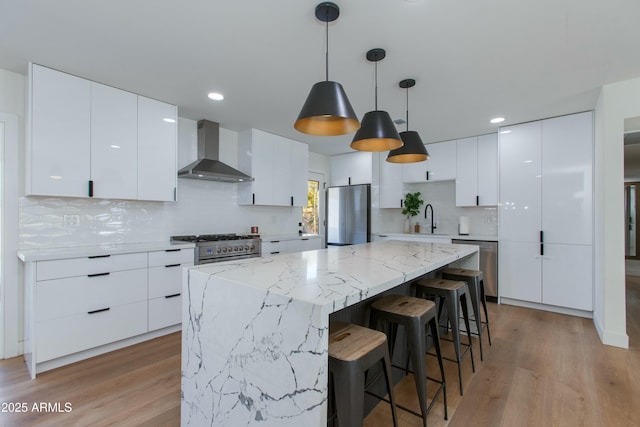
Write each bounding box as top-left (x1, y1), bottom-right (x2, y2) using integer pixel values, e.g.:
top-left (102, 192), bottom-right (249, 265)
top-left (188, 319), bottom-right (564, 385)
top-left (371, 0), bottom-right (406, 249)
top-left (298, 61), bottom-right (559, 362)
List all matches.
top-left (208, 92), bottom-right (224, 101)
top-left (490, 117), bottom-right (505, 124)
top-left (499, 130), bottom-right (511, 134)
top-left (163, 118), bottom-right (176, 123)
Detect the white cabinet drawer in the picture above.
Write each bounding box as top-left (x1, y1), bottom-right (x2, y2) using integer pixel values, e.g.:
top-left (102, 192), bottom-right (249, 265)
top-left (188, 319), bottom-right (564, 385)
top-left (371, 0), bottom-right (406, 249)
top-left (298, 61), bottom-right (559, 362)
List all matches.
top-left (262, 240), bottom-right (286, 255)
top-left (149, 264), bottom-right (192, 299)
top-left (37, 252), bottom-right (147, 281)
top-left (148, 248), bottom-right (194, 267)
top-left (148, 295), bottom-right (182, 331)
top-left (36, 301), bottom-right (148, 363)
top-left (36, 268), bottom-right (147, 321)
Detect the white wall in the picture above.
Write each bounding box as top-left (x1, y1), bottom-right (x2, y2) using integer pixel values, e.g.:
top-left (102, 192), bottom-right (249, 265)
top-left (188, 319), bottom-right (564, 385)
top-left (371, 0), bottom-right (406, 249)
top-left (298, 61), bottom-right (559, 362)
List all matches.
top-left (593, 76), bottom-right (640, 348)
top-left (0, 69), bottom-right (25, 358)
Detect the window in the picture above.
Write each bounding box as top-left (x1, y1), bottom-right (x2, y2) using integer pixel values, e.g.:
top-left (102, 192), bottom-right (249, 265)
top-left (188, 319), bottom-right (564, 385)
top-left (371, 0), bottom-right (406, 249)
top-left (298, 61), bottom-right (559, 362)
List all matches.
top-left (302, 180), bottom-right (319, 234)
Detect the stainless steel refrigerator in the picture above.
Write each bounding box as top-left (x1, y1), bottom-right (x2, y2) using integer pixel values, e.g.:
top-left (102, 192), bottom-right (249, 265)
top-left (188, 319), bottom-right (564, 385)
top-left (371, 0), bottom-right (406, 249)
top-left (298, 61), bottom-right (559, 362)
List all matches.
top-left (326, 184), bottom-right (371, 246)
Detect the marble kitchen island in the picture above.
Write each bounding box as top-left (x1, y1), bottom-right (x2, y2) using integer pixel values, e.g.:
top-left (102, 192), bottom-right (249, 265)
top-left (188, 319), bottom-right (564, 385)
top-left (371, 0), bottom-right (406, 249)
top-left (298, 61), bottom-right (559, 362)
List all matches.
top-left (182, 240), bottom-right (478, 426)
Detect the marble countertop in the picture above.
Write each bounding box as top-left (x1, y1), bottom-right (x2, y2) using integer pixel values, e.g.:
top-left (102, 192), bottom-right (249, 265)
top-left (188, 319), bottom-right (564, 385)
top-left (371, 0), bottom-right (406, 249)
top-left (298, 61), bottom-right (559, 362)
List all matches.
top-left (17, 241), bottom-right (195, 262)
top-left (187, 240), bottom-right (478, 314)
top-left (377, 232), bottom-right (498, 242)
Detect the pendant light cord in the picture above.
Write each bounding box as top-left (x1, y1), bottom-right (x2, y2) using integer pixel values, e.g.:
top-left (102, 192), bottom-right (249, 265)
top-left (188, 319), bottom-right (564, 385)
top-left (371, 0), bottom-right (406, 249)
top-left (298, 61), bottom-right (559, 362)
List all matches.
top-left (325, 13), bottom-right (329, 81)
top-left (374, 59), bottom-right (378, 110)
top-left (405, 85), bottom-right (409, 132)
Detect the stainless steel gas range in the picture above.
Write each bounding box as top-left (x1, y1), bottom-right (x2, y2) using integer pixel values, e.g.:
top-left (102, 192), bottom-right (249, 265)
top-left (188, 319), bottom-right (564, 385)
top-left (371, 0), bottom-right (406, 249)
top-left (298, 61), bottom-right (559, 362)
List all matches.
top-left (171, 234), bottom-right (261, 264)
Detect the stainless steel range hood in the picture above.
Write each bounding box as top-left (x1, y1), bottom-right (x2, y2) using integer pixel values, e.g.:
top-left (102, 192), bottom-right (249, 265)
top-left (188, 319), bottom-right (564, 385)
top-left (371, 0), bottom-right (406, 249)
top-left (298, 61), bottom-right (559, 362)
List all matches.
top-left (178, 120), bottom-right (253, 182)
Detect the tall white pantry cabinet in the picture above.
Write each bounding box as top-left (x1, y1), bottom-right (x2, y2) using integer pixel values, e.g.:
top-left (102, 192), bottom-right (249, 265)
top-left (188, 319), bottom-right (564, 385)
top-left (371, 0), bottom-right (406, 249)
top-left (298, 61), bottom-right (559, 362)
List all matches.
top-left (498, 111), bottom-right (593, 312)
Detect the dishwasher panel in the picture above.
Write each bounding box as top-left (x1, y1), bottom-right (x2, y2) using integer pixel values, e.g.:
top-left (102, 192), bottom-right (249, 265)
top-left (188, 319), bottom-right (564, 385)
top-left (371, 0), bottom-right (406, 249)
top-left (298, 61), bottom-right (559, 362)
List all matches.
top-left (452, 239), bottom-right (498, 302)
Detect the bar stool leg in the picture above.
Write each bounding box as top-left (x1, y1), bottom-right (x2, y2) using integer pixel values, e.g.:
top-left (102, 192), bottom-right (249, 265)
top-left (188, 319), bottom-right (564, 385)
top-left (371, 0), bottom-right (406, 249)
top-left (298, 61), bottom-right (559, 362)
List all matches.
top-left (459, 294), bottom-right (476, 374)
top-left (480, 279), bottom-right (492, 345)
top-left (428, 316), bottom-right (448, 420)
top-left (382, 349), bottom-right (399, 427)
top-left (405, 319), bottom-right (428, 427)
top-left (442, 292), bottom-right (465, 395)
top-left (332, 362), bottom-right (365, 427)
top-left (466, 280), bottom-right (484, 361)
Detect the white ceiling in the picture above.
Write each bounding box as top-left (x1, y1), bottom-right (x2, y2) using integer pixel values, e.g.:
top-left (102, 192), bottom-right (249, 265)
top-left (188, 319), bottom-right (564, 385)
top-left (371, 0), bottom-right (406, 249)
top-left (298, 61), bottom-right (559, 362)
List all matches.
top-left (2, 0), bottom-right (640, 156)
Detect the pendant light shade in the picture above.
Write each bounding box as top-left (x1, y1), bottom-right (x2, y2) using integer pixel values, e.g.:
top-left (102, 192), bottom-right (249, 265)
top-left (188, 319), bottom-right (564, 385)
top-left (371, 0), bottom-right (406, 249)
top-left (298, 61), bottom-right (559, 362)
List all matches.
top-left (387, 79), bottom-right (429, 163)
top-left (351, 48), bottom-right (403, 152)
top-left (295, 81), bottom-right (360, 135)
top-left (294, 2), bottom-right (360, 136)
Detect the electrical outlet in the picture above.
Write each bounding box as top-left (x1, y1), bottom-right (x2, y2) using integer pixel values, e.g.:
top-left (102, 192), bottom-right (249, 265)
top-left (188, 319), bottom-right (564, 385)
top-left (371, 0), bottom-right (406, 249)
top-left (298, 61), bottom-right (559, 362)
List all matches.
top-left (63, 214), bottom-right (80, 227)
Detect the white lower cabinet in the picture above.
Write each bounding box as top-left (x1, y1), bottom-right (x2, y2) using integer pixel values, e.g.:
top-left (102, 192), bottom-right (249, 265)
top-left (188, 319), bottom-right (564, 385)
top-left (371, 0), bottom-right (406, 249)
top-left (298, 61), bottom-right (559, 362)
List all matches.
top-left (25, 246), bottom-right (194, 377)
top-left (37, 301), bottom-right (148, 363)
top-left (261, 237), bottom-right (322, 255)
top-left (148, 248), bottom-right (194, 331)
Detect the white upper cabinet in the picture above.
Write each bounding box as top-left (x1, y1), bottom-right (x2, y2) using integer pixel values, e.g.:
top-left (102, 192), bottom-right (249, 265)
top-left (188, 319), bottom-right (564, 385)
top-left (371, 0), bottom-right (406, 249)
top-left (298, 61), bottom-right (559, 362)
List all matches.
top-left (29, 63), bottom-right (91, 197)
top-left (455, 134), bottom-right (498, 206)
top-left (541, 112), bottom-right (593, 245)
top-left (403, 140), bottom-right (456, 183)
top-left (27, 63), bottom-right (177, 201)
top-left (378, 153), bottom-right (405, 208)
top-left (137, 96), bottom-right (177, 201)
top-left (330, 152), bottom-right (372, 186)
top-left (90, 82), bottom-right (138, 200)
top-left (290, 139), bottom-right (309, 207)
top-left (238, 129), bottom-right (308, 206)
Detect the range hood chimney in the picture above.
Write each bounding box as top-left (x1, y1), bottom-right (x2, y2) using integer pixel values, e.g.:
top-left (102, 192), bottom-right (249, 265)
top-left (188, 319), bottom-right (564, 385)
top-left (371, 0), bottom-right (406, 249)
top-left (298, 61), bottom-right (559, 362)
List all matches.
top-left (177, 120), bottom-right (253, 182)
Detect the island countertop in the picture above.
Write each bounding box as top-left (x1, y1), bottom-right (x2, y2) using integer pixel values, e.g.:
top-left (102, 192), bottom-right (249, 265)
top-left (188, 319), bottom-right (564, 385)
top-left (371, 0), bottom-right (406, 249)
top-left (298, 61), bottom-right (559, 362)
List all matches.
top-left (182, 240), bottom-right (478, 426)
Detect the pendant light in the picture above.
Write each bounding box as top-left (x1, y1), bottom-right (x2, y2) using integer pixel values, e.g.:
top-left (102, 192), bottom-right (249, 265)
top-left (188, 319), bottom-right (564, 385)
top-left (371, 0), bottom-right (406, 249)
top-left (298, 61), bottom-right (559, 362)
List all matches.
top-left (294, 2), bottom-right (360, 136)
top-left (350, 48), bottom-right (403, 152)
top-left (387, 79), bottom-right (429, 163)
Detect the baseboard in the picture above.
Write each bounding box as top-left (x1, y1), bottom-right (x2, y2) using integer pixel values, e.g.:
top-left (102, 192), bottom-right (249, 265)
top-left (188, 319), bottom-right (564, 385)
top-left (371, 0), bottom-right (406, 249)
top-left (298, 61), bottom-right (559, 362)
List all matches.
top-left (500, 298), bottom-right (593, 319)
top-left (593, 314), bottom-right (629, 349)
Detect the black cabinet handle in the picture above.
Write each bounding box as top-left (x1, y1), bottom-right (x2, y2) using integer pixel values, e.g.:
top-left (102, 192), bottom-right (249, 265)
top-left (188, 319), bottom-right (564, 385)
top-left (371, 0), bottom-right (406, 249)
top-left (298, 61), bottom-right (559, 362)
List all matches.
top-left (173, 187), bottom-right (177, 201)
top-left (165, 293), bottom-right (181, 299)
top-left (270, 251), bottom-right (280, 255)
top-left (88, 254), bottom-right (111, 259)
top-left (400, 199), bottom-right (403, 208)
top-left (426, 171), bottom-right (430, 181)
top-left (165, 264), bottom-right (180, 268)
top-left (540, 230), bottom-right (544, 256)
top-left (476, 195), bottom-right (480, 206)
top-left (270, 240), bottom-right (280, 243)
top-left (88, 272), bottom-right (110, 278)
top-left (302, 238), bottom-right (309, 241)
top-left (252, 193), bottom-right (255, 205)
top-left (165, 249), bottom-right (180, 252)
top-left (88, 307), bottom-right (110, 315)
top-left (291, 196), bottom-right (294, 206)
top-left (348, 177), bottom-right (351, 185)
top-left (88, 180), bottom-right (94, 197)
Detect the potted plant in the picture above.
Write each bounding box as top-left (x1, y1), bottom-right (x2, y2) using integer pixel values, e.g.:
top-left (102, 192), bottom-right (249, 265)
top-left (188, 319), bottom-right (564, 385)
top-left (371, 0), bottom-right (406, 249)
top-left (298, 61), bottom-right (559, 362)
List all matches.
top-left (402, 192), bottom-right (424, 233)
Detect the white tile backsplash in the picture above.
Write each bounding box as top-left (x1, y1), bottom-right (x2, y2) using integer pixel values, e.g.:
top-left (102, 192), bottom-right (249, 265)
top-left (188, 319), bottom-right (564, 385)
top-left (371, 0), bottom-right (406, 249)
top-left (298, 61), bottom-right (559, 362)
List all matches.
top-left (19, 179), bottom-right (301, 249)
top-left (371, 180), bottom-right (498, 236)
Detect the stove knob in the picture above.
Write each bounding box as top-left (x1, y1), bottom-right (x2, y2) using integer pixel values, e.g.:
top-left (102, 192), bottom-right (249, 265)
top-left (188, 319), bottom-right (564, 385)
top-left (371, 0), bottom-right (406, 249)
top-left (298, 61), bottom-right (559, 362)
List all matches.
top-left (222, 247), bottom-right (227, 253)
top-left (233, 247), bottom-right (238, 252)
top-left (245, 245), bottom-right (250, 251)
top-left (216, 248), bottom-right (221, 254)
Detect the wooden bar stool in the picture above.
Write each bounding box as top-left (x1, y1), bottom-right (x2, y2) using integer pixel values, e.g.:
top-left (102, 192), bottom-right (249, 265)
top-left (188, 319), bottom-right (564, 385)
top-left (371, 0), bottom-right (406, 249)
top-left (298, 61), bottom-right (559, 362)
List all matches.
top-left (369, 295), bottom-right (447, 427)
top-left (442, 268), bottom-right (492, 361)
top-left (328, 322), bottom-right (398, 427)
top-left (415, 278), bottom-right (475, 395)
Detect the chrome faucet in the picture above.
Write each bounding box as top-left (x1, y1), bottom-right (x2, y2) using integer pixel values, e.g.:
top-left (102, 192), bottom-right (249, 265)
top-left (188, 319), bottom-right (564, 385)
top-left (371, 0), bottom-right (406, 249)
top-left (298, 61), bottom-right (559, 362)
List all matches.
top-left (424, 203), bottom-right (436, 234)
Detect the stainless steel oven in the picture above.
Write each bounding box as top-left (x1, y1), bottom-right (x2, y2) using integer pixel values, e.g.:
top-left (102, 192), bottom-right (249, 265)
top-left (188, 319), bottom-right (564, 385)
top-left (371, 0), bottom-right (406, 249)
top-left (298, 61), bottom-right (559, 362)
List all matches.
top-left (171, 234), bottom-right (261, 264)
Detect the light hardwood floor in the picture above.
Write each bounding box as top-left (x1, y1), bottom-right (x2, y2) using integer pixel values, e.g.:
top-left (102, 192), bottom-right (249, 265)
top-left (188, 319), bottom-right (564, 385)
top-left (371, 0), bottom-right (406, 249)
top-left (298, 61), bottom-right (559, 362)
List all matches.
top-left (2, 280), bottom-right (640, 427)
